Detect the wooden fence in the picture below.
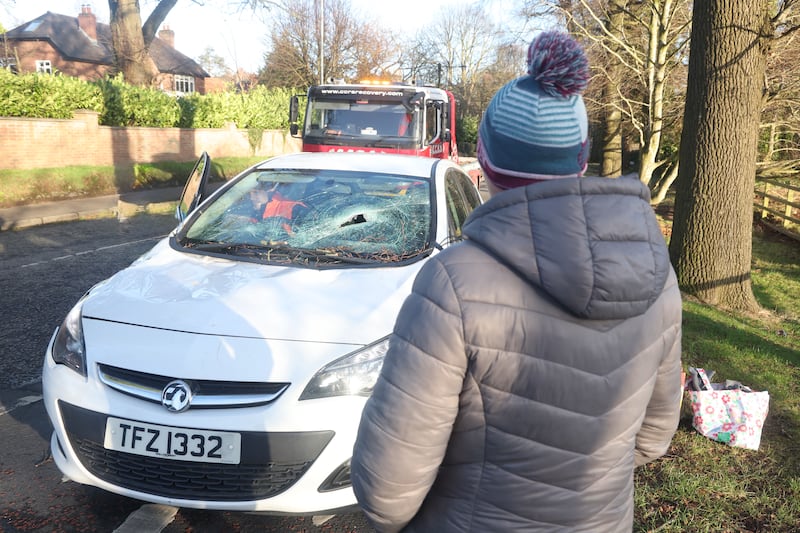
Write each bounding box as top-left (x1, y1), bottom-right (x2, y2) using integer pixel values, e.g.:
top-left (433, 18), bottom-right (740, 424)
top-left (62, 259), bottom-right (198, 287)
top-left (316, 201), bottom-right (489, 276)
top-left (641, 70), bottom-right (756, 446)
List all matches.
top-left (754, 178), bottom-right (800, 241)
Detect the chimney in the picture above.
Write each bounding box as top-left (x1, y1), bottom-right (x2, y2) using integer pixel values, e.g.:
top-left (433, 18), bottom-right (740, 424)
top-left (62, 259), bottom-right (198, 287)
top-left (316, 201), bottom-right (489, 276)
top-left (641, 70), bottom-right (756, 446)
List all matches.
top-left (158, 26), bottom-right (175, 48)
top-left (78, 4), bottom-right (97, 41)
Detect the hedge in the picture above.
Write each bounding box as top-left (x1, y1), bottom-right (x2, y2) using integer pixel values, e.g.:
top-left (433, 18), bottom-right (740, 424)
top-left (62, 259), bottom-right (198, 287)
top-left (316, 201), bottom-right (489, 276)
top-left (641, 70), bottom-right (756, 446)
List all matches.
top-left (0, 69), bottom-right (299, 129)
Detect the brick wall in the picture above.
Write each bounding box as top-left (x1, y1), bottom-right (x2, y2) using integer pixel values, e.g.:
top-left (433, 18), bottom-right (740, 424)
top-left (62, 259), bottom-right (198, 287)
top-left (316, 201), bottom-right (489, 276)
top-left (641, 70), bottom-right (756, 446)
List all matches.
top-left (0, 111), bottom-right (302, 170)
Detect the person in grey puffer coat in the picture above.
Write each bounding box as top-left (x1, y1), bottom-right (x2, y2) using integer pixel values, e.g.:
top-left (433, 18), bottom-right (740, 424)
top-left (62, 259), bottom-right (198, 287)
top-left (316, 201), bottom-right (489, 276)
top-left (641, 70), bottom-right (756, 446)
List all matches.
top-left (351, 32), bottom-right (683, 533)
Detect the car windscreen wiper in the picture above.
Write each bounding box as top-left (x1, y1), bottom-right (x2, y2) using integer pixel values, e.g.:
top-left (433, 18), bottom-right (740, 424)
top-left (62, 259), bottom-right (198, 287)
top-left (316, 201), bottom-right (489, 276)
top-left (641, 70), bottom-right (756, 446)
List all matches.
top-left (276, 245), bottom-right (376, 265)
top-left (182, 240), bottom-right (267, 255)
top-left (182, 240), bottom-right (375, 265)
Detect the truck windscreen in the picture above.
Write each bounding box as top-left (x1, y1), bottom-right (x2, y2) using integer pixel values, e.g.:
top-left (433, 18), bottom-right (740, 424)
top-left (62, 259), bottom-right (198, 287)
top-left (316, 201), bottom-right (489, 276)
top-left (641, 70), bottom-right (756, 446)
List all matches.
top-left (303, 98), bottom-right (421, 145)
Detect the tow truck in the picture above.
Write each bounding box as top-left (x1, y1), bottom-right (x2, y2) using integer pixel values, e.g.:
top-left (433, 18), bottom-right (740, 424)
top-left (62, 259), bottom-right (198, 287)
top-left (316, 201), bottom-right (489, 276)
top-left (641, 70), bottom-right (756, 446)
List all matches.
top-left (289, 80), bottom-right (459, 162)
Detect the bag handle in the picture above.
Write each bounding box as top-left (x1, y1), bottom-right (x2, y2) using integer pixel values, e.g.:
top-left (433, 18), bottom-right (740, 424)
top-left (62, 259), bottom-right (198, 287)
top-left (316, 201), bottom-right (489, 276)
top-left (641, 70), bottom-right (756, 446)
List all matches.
top-left (695, 368), bottom-right (713, 390)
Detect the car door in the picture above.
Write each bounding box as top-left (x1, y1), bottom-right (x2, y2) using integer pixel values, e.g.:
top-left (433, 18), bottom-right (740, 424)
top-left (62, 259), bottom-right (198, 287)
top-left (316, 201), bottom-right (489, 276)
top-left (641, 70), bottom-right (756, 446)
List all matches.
top-left (445, 168), bottom-right (483, 243)
top-left (176, 152), bottom-right (211, 221)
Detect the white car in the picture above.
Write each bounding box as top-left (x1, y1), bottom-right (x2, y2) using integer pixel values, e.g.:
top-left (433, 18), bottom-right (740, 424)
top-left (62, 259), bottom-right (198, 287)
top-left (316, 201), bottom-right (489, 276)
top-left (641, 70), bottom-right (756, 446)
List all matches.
top-left (42, 151), bottom-right (482, 515)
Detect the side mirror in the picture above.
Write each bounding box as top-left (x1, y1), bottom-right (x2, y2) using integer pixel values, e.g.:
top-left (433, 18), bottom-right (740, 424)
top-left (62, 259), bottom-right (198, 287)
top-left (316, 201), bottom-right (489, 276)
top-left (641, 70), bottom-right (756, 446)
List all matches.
top-left (442, 129), bottom-right (451, 142)
top-left (290, 123), bottom-right (299, 136)
top-left (404, 92), bottom-right (424, 111)
top-left (289, 95), bottom-right (299, 123)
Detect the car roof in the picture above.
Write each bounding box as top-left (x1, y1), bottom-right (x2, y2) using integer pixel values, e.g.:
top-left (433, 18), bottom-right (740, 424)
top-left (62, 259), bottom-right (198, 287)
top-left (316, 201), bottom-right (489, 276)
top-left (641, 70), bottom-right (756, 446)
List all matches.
top-left (253, 152), bottom-right (454, 179)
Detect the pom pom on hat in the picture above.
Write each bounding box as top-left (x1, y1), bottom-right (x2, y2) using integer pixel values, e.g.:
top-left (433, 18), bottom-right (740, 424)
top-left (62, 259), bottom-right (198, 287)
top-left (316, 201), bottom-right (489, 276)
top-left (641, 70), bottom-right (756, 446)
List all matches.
top-left (527, 31), bottom-right (590, 97)
top-left (478, 31), bottom-right (590, 190)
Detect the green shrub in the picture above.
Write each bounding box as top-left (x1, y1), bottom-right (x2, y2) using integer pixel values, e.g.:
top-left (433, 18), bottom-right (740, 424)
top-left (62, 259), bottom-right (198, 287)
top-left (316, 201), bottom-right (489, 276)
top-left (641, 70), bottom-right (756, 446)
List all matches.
top-left (457, 113), bottom-right (479, 146)
top-left (0, 69), bottom-right (300, 130)
top-left (95, 75), bottom-right (181, 127)
top-left (176, 86), bottom-right (300, 129)
top-left (0, 68), bottom-right (103, 118)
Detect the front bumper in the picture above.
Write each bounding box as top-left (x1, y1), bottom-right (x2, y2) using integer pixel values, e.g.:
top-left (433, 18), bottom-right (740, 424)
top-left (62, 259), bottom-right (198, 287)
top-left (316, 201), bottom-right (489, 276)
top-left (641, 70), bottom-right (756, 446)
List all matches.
top-left (43, 337), bottom-right (366, 514)
top-left (57, 400), bottom-right (333, 501)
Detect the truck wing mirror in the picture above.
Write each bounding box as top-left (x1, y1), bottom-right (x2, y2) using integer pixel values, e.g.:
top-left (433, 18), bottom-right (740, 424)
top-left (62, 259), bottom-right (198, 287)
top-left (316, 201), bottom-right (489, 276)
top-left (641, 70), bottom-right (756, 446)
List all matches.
top-left (289, 95), bottom-right (299, 123)
top-left (403, 92), bottom-right (424, 111)
top-left (290, 123), bottom-right (299, 136)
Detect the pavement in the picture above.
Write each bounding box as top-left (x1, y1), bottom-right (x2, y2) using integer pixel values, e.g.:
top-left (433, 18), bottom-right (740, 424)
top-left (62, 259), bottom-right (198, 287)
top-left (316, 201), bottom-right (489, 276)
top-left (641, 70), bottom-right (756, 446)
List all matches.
top-left (0, 186), bottom-right (185, 231)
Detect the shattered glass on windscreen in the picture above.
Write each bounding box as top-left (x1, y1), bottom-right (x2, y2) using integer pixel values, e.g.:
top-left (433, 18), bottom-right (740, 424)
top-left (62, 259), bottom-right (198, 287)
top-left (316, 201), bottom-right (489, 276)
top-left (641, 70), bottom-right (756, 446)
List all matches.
top-left (180, 169), bottom-right (432, 265)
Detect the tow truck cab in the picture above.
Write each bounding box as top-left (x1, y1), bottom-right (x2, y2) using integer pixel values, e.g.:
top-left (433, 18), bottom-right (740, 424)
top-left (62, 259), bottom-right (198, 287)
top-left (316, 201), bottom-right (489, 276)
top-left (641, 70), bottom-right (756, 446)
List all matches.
top-left (290, 81), bottom-right (458, 162)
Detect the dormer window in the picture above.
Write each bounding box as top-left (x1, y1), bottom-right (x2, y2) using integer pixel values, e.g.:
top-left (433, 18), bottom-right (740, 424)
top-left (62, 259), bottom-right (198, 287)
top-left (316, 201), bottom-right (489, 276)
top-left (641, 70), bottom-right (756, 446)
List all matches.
top-left (36, 60), bottom-right (52, 74)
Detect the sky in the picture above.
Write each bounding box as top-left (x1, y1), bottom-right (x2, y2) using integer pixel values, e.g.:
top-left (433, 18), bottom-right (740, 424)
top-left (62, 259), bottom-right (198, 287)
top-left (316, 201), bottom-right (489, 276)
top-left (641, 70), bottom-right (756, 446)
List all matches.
top-left (1, 0), bottom-right (499, 74)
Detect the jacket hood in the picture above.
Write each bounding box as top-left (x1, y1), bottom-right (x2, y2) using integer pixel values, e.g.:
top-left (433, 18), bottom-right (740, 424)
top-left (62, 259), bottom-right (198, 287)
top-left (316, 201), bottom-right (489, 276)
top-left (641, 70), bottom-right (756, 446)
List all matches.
top-left (462, 175), bottom-right (670, 320)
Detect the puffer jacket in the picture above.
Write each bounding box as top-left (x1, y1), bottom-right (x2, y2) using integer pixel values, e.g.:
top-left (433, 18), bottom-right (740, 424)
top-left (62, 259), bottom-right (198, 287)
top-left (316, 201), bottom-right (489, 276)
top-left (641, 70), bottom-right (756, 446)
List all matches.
top-left (351, 175), bottom-right (683, 533)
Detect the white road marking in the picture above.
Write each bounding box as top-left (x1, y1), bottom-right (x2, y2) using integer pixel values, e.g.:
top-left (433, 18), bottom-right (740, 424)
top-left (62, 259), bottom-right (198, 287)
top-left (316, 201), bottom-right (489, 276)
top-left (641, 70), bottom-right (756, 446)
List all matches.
top-left (313, 514), bottom-right (336, 526)
top-left (0, 394), bottom-right (43, 416)
top-left (113, 504), bottom-right (179, 533)
top-left (19, 236), bottom-right (165, 268)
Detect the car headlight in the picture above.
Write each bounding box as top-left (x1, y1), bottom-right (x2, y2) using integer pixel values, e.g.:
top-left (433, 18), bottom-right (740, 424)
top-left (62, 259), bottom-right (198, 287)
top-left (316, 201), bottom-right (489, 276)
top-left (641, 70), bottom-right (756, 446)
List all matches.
top-left (300, 336), bottom-right (389, 400)
top-left (51, 299), bottom-right (87, 377)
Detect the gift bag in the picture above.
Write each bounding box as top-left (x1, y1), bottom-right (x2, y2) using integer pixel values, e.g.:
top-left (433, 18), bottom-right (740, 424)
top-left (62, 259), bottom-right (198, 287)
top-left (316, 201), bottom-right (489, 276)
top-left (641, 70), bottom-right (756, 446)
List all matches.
top-left (688, 368), bottom-right (770, 451)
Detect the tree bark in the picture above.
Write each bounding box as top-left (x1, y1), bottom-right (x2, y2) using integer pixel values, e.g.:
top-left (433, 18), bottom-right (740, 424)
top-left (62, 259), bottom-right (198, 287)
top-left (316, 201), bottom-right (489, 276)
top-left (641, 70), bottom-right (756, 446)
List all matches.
top-left (600, 87), bottom-right (623, 176)
top-left (668, 0), bottom-right (772, 311)
top-left (638, 0), bottom-right (676, 187)
top-left (108, 0), bottom-right (162, 86)
top-left (600, 0), bottom-right (626, 177)
top-left (142, 0), bottom-right (178, 45)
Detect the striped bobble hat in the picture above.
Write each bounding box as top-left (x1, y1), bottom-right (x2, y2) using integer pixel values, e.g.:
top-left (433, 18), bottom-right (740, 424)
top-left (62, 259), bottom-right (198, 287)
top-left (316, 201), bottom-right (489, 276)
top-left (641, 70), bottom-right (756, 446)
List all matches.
top-left (478, 31), bottom-right (590, 190)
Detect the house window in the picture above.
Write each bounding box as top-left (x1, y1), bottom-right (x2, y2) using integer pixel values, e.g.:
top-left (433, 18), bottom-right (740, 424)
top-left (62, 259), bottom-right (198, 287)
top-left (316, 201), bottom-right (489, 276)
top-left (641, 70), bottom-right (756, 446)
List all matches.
top-left (0, 56), bottom-right (16, 73)
top-left (35, 60), bottom-right (52, 74)
top-left (174, 75), bottom-right (195, 94)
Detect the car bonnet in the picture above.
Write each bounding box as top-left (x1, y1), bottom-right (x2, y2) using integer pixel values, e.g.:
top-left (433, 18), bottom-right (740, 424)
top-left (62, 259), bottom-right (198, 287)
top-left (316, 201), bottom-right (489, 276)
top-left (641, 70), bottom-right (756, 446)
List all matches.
top-left (80, 239), bottom-right (424, 345)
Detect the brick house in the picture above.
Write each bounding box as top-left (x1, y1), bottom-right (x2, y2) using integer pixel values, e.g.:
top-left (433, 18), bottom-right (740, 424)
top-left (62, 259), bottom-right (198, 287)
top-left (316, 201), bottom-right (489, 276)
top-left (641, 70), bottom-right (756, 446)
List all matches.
top-left (1, 6), bottom-right (209, 94)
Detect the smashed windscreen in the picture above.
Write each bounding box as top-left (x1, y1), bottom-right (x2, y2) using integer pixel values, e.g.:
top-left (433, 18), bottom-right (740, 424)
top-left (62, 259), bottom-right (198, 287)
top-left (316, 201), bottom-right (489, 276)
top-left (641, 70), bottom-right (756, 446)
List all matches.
top-left (177, 168), bottom-right (432, 267)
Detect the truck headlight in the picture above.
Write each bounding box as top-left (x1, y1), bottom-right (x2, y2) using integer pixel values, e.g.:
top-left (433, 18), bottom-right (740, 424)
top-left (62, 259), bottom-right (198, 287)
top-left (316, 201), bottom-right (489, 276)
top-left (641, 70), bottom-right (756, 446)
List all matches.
top-left (51, 300), bottom-right (87, 377)
top-left (300, 336), bottom-right (388, 400)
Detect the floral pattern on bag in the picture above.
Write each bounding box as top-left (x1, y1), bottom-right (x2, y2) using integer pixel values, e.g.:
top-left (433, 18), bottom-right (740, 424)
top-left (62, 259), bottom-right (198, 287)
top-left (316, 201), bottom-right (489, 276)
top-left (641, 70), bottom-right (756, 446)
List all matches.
top-left (688, 369), bottom-right (769, 451)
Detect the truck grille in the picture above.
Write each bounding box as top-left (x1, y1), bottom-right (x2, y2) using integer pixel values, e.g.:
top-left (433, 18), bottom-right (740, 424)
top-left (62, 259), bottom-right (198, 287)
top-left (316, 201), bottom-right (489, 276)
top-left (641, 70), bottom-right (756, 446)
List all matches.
top-left (59, 401), bottom-right (334, 502)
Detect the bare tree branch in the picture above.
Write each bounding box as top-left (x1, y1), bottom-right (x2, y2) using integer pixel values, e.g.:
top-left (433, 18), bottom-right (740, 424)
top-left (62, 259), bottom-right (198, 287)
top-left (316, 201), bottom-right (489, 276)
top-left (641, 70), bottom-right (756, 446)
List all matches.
top-left (142, 0), bottom-right (178, 45)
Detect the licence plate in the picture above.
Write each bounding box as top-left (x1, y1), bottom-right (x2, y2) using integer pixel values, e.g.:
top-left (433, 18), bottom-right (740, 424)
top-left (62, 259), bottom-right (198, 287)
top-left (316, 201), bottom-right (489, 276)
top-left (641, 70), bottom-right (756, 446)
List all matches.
top-left (103, 417), bottom-right (241, 464)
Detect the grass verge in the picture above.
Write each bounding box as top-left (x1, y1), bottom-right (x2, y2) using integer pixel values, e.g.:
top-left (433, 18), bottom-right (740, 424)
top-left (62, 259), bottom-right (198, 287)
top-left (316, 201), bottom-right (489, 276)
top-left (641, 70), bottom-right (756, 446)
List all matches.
top-left (0, 156), bottom-right (267, 208)
top-left (635, 224), bottom-right (800, 532)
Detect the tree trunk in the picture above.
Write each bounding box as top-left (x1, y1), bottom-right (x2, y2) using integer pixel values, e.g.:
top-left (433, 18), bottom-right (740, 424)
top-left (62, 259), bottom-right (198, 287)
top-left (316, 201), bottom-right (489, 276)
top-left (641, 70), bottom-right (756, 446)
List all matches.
top-left (600, 0), bottom-right (626, 177)
top-left (651, 160), bottom-right (679, 204)
top-left (765, 122), bottom-right (776, 162)
top-left (638, 0), bottom-right (674, 188)
top-left (601, 90), bottom-right (623, 177)
top-left (668, 0), bottom-right (771, 311)
top-left (108, 0), bottom-right (160, 86)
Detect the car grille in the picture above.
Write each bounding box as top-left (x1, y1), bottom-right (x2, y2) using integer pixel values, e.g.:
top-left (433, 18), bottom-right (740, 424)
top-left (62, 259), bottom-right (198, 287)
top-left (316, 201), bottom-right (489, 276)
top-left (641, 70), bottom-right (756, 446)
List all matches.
top-left (97, 363), bottom-right (290, 409)
top-left (72, 439), bottom-right (310, 500)
top-left (59, 401), bottom-right (334, 502)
